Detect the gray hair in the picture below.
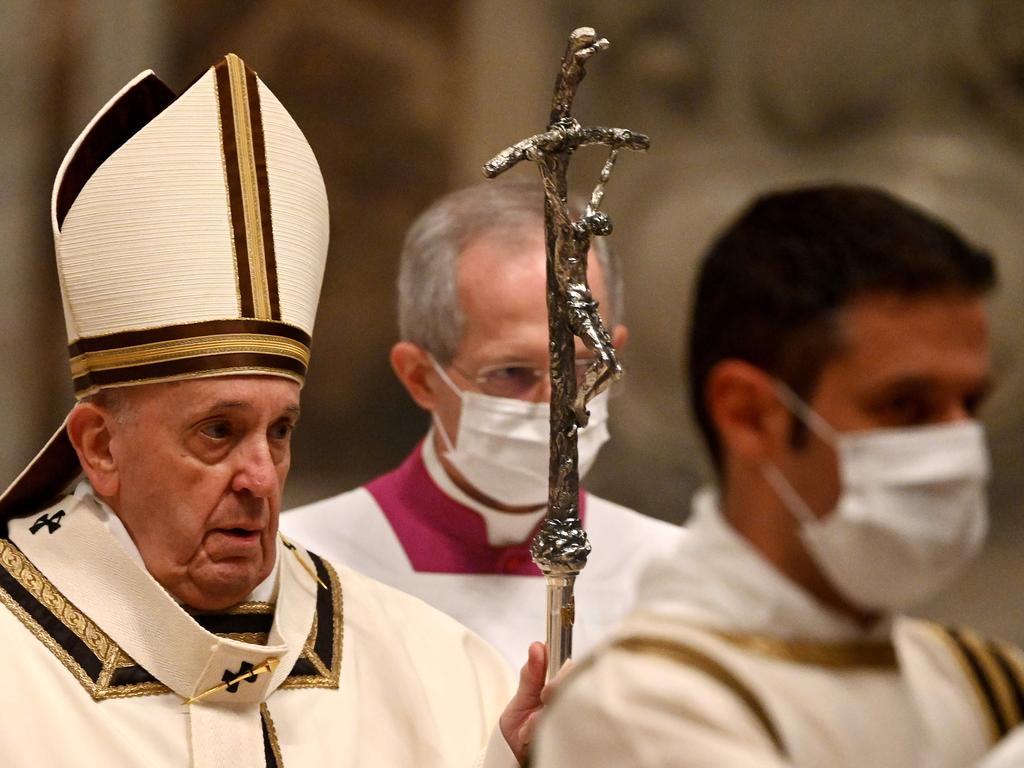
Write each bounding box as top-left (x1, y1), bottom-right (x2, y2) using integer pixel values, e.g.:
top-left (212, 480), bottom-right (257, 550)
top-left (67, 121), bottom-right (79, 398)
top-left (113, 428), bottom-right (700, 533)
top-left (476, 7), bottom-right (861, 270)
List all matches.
top-left (79, 387), bottom-right (136, 426)
top-left (397, 178), bottom-right (624, 363)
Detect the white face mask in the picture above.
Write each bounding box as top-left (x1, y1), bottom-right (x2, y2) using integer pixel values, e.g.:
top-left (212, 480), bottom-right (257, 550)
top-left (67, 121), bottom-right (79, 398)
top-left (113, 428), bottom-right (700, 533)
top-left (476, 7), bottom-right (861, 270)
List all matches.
top-left (762, 383), bottom-right (990, 612)
top-left (431, 360), bottom-right (610, 507)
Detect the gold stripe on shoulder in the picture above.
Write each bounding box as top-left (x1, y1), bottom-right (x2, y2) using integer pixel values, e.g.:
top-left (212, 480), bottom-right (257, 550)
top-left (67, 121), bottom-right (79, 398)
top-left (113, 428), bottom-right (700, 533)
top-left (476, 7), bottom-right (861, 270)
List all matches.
top-left (958, 627), bottom-right (1021, 734)
top-left (226, 53), bottom-right (272, 321)
top-left (925, 623), bottom-right (1003, 742)
top-left (630, 613), bottom-right (897, 669)
top-left (993, 639), bottom-right (1024, 695)
top-left (992, 638), bottom-right (1024, 734)
top-left (709, 630), bottom-right (898, 669)
top-left (612, 635), bottom-right (787, 756)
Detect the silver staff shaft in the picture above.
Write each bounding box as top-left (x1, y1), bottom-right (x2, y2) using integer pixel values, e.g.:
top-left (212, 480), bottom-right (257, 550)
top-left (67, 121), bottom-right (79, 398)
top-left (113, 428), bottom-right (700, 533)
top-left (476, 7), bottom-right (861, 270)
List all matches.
top-left (545, 573), bottom-right (577, 680)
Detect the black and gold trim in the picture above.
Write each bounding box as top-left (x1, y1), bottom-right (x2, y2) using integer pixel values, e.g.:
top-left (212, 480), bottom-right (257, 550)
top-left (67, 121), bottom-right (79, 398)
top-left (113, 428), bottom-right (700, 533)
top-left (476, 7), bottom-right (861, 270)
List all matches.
top-left (0, 540), bottom-right (343, 700)
top-left (929, 624), bottom-right (1024, 743)
top-left (0, 538), bottom-right (165, 700)
top-left (261, 703), bottom-right (285, 767)
top-left (190, 601), bottom-right (275, 645)
top-left (214, 53), bottom-right (280, 322)
top-left (68, 319), bottom-right (310, 397)
top-left (280, 552), bottom-right (343, 690)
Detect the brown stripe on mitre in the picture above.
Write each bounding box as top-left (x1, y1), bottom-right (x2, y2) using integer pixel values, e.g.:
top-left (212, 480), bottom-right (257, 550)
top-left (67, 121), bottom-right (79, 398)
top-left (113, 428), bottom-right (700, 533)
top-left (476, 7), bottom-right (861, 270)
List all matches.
top-left (67, 319), bottom-right (311, 397)
top-left (244, 63), bottom-right (280, 321)
top-left (213, 56), bottom-right (254, 318)
top-left (69, 319), bottom-right (310, 355)
top-left (213, 54), bottom-right (277, 321)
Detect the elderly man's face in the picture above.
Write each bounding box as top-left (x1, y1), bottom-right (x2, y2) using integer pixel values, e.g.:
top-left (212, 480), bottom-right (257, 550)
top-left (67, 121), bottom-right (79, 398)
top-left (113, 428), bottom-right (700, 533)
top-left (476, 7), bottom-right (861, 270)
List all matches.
top-left (390, 230), bottom-right (626, 510)
top-left (433, 231), bottom-right (620, 420)
top-left (102, 376), bottom-right (300, 610)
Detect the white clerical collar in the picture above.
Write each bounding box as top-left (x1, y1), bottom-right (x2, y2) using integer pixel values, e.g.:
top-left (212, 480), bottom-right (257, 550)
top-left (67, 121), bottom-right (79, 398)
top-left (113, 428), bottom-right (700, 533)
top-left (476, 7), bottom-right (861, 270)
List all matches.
top-left (74, 480), bottom-right (280, 604)
top-left (422, 428), bottom-right (547, 546)
top-left (637, 486), bottom-right (892, 642)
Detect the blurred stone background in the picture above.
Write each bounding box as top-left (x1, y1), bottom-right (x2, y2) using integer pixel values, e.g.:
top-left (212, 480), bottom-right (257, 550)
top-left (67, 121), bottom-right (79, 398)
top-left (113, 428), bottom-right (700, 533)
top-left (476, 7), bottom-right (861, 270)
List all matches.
top-left (2, 0), bottom-right (1021, 638)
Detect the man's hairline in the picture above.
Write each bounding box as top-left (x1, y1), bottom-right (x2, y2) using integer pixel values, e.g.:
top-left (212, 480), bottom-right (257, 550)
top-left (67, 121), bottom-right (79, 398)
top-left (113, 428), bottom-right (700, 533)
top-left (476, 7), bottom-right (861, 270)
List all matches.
top-left (705, 285), bottom-right (994, 472)
top-left (420, 227), bottom-right (616, 365)
top-left (747, 286), bottom-right (993, 394)
top-left (796, 287), bottom-right (993, 401)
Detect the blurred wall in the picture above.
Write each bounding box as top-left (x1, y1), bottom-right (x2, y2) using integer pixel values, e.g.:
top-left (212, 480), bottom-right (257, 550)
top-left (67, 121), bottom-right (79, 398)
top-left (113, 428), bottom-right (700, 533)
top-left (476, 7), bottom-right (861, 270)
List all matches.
top-left (1, 0), bottom-right (1022, 638)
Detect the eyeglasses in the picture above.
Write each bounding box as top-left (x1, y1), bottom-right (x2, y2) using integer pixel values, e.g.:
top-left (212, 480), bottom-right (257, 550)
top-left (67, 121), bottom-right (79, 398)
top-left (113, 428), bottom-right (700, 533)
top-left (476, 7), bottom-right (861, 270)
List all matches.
top-left (449, 358), bottom-right (609, 400)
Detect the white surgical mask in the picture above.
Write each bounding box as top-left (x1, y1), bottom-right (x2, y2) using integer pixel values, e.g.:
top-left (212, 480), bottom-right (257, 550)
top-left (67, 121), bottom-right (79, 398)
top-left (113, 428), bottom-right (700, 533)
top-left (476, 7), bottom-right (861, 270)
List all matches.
top-left (762, 383), bottom-right (989, 612)
top-left (431, 359), bottom-right (610, 507)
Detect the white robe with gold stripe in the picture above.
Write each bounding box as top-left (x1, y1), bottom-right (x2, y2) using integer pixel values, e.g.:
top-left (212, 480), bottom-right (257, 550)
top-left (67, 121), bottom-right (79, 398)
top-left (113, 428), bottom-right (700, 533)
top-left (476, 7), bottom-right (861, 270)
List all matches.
top-left (0, 488), bottom-right (516, 767)
top-left (534, 489), bottom-right (1024, 768)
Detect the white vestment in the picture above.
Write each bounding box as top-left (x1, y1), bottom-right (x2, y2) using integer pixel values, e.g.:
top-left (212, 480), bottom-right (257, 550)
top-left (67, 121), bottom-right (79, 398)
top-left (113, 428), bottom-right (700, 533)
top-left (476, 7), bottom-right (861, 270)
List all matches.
top-left (281, 437), bottom-right (683, 670)
top-left (0, 486), bottom-right (517, 767)
top-left (534, 489), bottom-right (1024, 768)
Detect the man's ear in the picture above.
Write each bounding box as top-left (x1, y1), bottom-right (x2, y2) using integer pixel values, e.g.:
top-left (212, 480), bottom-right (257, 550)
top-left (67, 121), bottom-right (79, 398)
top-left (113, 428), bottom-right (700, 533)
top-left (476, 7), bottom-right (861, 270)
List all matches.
top-left (705, 360), bottom-right (790, 467)
top-left (66, 402), bottom-right (120, 497)
top-left (390, 341), bottom-right (441, 411)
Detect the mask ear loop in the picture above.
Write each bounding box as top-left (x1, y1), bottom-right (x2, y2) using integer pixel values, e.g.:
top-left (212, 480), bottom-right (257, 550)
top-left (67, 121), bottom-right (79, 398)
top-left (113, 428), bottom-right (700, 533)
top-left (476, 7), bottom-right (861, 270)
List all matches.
top-left (762, 463), bottom-right (818, 525)
top-left (773, 380), bottom-right (839, 445)
top-left (429, 355), bottom-right (464, 397)
top-left (428, 355), bottom-right (462, 455)
top-left (762, 380), bottom-right (840, 526)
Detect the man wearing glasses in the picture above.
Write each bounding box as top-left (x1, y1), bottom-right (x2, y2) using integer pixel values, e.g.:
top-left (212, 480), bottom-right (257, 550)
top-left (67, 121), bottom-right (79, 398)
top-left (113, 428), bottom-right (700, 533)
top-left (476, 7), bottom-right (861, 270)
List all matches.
top-left (281, 179), bottom-right (681, 669)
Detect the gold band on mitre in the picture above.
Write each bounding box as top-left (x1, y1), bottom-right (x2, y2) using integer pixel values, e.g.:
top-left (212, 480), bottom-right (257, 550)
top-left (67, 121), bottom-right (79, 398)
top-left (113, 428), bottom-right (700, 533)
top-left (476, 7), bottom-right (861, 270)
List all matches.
top-left (67, 320), bottom-right (311, 398)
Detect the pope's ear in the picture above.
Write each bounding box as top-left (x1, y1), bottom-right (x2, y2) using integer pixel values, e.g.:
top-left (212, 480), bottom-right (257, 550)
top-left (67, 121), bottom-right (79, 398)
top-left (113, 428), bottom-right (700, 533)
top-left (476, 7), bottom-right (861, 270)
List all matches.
top-left (390, 342), bottom-right (441, 411)
top-left (66, 402), bottom-right (119, 497)
top-left (705, 360), bottom-right (789, 467)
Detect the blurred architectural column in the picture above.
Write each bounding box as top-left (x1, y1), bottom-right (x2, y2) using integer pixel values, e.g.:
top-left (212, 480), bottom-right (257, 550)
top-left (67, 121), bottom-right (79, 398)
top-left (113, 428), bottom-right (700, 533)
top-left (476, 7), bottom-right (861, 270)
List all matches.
top-left (0, 0), bottom-right (169, 488)
top-left (0, 1), bottom-right (58, 484)
top-left (453, 0), bottom-right (561, 182)
top-left (64, 0), bottom-right (170, 134)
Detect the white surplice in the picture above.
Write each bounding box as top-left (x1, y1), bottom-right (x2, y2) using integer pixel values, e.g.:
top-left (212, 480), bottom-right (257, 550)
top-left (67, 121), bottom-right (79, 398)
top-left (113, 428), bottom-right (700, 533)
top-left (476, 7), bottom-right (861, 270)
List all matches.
top-left (281, 435), bottom-right (684, 671)
top-left (0, 484), bottom-right (516, 767)
top-left (534, 488), bottom-right (1024, 768)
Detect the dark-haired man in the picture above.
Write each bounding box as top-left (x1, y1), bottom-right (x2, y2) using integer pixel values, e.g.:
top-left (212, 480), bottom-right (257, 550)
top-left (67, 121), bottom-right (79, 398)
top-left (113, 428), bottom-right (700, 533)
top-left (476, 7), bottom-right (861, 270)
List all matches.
top-left (535, 184), bottom-right (1024, 767)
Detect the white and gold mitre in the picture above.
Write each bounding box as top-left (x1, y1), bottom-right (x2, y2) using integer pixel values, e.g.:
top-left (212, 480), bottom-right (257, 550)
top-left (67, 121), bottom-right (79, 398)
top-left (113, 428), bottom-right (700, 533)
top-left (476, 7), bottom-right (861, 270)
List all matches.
top-left (55, 53), bottom-right (328, 395)
top-left (0, 54), bottom-right (328, 520)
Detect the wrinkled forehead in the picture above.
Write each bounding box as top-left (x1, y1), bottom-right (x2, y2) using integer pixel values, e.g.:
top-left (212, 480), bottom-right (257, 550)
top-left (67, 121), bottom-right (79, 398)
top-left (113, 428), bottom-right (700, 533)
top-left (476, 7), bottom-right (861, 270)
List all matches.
top-left (110, 375), bottom-right (302, 416)
top-left (459, 211), bottom-right (543, 253)
top-left (457, 228), bottom-right (610, 307)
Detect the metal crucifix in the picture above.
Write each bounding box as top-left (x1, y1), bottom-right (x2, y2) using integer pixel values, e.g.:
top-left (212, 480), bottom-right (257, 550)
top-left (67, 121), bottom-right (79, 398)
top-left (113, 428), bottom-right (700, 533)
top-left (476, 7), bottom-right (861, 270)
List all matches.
top-left (483, 27), bottom-right (649, 680)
